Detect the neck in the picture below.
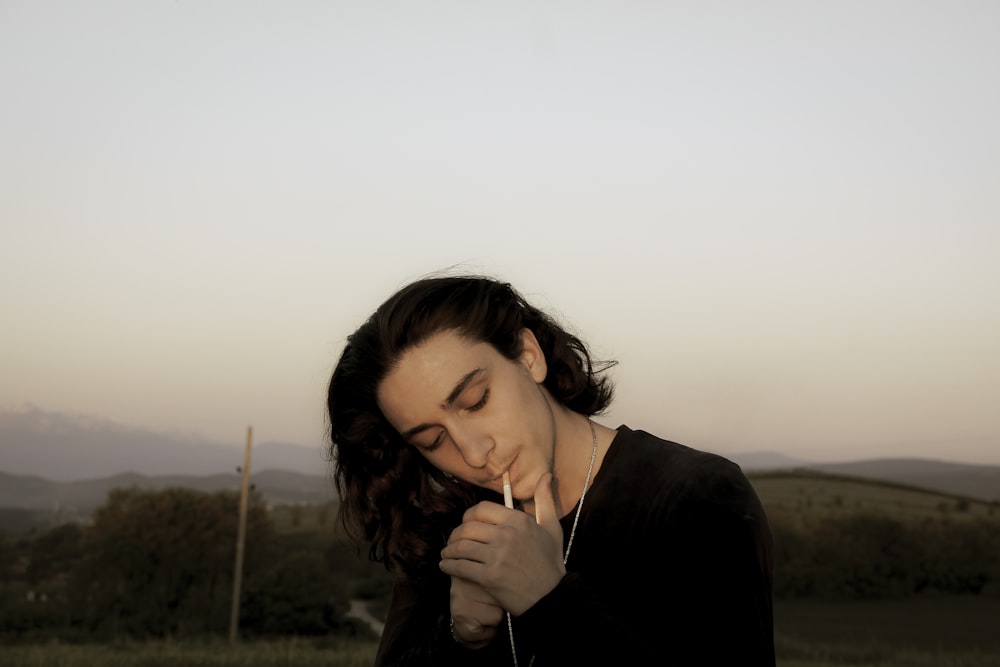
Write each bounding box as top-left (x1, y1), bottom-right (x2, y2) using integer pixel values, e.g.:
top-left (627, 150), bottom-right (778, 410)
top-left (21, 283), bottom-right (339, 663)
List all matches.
top-left (529, 409), bottom-right (601, 519)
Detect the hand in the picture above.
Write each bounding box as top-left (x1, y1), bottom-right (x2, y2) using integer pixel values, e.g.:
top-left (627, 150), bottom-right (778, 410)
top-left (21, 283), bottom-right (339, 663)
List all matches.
top-left (448, 576), bottom-right (503, 649)
top-left (439, 473), bottom-right (566, 615)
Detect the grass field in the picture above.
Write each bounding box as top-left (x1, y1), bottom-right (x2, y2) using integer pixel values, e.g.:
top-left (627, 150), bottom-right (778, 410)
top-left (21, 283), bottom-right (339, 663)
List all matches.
top-left (2, 597), bottom-right (997, 667)
top-left (0, 637), bottom-right (380, 667)
top-left (748, 471), bottom-right (999, 528)
top-left (1, 637), bottom-right (995, 667)
top-left (775, 596), bottom-right (1000, 651)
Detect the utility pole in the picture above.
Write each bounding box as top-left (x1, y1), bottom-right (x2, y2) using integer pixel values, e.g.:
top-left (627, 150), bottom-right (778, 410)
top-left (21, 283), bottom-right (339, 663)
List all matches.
top-left (229, 425), bottom-right (253, 644)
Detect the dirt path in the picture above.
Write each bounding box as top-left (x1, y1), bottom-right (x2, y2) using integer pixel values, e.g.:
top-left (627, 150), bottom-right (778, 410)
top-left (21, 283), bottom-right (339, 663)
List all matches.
top-left (347, 599), bottom-right (385, 636)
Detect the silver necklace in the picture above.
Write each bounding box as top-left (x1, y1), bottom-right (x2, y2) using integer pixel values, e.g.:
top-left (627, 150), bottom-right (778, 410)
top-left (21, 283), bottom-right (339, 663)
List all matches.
top-left (507, 419), bottom-right (599, 667)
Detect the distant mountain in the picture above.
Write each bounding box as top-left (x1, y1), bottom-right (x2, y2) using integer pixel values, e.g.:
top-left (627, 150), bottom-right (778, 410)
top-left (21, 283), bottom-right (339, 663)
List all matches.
top-left (726, 451), bottom-right (1000, 503)
top-left (0, 405), bottom-right (330, 480)
top-left (804, 458), bottom-right (1000, 503)
top-left (1, 405), bottom-right (997, 508)
top-left (726, 450), bottom-right (813, 470)
top-left (0, 469), bottom-right (336, 531)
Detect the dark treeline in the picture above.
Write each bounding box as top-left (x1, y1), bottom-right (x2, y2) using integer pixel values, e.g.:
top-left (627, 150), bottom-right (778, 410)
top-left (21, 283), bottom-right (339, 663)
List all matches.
top-left (1, 488), bottom-right (999, 643)
top-left (0, 487), bottom-right (392, 643)
top-left (772, 513), bottom-right (1000, 599)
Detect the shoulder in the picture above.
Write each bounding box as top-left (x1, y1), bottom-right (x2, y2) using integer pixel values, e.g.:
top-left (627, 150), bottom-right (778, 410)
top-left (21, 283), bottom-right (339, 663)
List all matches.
top-left (599, 425), bottom-right (760, 512)
top-left (605, 425), bottom-right (743, 480)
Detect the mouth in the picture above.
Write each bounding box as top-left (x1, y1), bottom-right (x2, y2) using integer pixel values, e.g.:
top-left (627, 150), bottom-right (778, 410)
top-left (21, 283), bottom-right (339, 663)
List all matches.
top-left (502, 470), bottom-right (514, 508)
top-left (491, 455), bottom-right (518, 492)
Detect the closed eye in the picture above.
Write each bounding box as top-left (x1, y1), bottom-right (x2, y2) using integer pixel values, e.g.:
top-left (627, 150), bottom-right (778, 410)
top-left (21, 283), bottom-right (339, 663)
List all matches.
top-left (467, 388), bottom-right (490, 412)
top-left (419, 431), bottom-right (446, 452)
top-left (412, 388), bottom-right (489, 452)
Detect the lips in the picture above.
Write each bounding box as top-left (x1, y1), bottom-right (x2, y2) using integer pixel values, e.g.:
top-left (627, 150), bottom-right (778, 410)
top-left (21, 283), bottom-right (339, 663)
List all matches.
top-left (492, 455), bottom-right (518, 491)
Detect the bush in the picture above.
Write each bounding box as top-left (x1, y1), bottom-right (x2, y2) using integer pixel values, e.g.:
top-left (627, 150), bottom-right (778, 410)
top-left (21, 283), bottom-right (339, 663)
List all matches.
top-left (772, 514), bottom-right (1000, 599)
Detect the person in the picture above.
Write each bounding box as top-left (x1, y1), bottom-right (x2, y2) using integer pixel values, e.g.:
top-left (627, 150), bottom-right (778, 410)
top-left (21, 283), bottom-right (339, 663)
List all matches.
top-left (326, 272), bottom-right (776, 666)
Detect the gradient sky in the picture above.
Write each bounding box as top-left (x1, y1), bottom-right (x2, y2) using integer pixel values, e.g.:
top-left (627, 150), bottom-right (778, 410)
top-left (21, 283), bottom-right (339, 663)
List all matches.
top-left (2, 1), bottom-right (998, 465)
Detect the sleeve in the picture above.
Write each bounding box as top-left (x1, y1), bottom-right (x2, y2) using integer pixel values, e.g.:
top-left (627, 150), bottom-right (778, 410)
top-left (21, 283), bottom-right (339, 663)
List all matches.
top-left (374, 572), bottom-right (514, 667)
top-left (513, 458), bottom-right (776, 666)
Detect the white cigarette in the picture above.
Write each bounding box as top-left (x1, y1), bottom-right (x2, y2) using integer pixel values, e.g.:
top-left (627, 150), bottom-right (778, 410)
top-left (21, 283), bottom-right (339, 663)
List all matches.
top-left (502, 471), bottom-right (514, 509)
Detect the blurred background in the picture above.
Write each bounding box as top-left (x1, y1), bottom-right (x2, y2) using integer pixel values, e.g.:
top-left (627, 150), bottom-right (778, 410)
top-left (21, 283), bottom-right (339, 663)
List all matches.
top-left (2, 3), bottom-right (1000, 665)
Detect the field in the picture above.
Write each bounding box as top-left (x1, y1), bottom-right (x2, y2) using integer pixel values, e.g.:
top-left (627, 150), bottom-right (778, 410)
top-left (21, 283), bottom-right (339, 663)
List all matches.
top-left (0, 637), bottom-right (379, 667)
top-left (774, 596), bottom-right (1000, 666)
top-left (2, 597), bottom-right (998, 667)
top-left (748, 470), bottom-right (999, 527)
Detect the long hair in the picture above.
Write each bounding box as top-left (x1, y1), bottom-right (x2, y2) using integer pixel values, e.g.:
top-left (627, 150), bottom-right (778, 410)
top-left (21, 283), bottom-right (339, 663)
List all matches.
top-left (326, 274), bottom-right (616, 578)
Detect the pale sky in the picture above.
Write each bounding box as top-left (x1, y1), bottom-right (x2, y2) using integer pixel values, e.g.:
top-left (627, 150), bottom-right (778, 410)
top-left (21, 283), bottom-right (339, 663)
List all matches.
top-left (2, 1), bottom-right (998, 465)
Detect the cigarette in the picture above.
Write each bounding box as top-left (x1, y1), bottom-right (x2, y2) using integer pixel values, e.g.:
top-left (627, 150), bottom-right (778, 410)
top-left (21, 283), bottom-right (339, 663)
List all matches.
top-left (502, 471), bottom-right (514, 509)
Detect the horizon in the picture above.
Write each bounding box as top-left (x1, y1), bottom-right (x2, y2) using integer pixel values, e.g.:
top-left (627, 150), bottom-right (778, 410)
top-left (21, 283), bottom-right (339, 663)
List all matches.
top-left (2, 402), bottom-right (998, 471)
top-left (2, 2), bottom-right (998, 468)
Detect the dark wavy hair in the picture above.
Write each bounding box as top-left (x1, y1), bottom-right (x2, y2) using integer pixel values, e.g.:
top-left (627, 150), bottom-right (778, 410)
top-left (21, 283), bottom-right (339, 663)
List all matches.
top-left (326, 274), bottom-right (616, 578)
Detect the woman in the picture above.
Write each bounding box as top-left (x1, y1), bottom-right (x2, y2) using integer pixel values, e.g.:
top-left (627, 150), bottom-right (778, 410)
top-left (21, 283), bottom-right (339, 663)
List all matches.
top-left (327, 273), bottom-right (775, 666)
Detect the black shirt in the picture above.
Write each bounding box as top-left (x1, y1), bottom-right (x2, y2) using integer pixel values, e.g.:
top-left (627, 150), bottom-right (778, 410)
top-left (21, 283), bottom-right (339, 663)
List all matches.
top-left (375, 425), bottom-right (776, 666)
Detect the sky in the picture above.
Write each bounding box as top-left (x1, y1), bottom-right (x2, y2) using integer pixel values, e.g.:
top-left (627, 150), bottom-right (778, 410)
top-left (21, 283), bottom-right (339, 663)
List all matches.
top-left (1, 1), bottom-right (998, 466)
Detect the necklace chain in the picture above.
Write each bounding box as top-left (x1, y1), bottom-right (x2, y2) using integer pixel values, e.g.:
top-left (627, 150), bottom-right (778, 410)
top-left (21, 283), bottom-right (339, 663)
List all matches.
top-left (507, 419), bottom-right (598, 667)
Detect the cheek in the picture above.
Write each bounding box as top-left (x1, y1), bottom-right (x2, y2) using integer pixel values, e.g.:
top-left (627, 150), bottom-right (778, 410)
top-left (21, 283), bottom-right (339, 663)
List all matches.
top-left (510, 376), bottom-right (550, 423)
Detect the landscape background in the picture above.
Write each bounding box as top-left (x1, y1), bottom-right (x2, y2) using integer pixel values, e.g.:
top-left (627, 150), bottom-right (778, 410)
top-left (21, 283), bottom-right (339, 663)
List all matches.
top-left (2, 406), bottom-right (998, 666)
top-left (2, 3), bottom-right (998, 662)
top-left (2, 404), bottom-right (996, 535)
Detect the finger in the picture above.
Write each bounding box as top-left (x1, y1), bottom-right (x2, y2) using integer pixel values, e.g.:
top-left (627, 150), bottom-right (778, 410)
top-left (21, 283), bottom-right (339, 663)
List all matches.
top-left (441, 536), bottom-right (495, 563)
top-left (439, 555), bottom-right (486, 582)
top-left (532, 472), bottom-right (563, 547)
top-left (446, 516), bottom-right (514, 547)
top-left (461, 499), bottom-right (513, 525)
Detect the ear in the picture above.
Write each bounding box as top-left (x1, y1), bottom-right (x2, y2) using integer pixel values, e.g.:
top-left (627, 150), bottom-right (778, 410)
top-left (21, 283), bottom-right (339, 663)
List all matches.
top-left (518, 328), bottom-right (548, 383)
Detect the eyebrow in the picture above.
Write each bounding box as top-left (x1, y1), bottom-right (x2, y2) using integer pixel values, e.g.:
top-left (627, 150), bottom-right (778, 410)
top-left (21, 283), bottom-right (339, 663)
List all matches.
top-left (399, 368), bottom-right (485, 441)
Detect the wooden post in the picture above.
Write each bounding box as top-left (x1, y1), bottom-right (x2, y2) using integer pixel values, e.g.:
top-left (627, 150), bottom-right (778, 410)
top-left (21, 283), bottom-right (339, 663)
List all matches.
top-left (229, 425), bottom-right (253, 644)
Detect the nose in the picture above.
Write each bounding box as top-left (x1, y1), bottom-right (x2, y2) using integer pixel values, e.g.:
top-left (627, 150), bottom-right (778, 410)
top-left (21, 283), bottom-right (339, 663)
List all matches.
top-left (450, 423), bottom-right (495, 469)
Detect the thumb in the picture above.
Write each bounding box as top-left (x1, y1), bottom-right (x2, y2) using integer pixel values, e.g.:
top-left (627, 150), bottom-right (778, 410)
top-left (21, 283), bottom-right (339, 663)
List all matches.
top-left (532, 472), bottom-right (564, 548)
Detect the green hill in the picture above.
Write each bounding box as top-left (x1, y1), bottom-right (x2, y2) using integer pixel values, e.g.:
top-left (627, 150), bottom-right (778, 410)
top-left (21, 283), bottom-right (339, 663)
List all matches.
top-left (748, 469), bottom-right (999, 528)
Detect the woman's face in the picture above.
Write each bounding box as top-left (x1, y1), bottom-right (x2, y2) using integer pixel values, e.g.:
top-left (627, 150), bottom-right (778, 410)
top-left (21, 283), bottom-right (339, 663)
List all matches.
top-left (376, 327), bottom-right (556, 501)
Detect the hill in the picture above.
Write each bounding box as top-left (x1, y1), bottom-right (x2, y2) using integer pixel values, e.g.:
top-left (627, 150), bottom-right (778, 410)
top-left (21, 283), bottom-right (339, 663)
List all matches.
top-left (0, 404), bottom-right (330, 479)
top-left (802, 458), bottom-right (1000, 503)
top-left (747, 469), bottom-right (999, 529)
top-left (2, 404), bottom-right (997, 534)
top-left (3, 459), bottom-right (998, 536)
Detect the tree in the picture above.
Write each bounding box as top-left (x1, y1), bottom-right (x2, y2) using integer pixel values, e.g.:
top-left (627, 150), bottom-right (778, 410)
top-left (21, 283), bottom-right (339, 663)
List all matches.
top-left (70, 486), bottom-right (274, 639)
top-left (26, 523), bottom-right (83, 585)
top-left (242, 550), bottom-right (349, 636)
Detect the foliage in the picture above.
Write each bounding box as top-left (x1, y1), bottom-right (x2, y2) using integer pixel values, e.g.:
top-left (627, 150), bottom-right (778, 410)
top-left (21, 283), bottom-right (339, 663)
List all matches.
top-left (325, 539), bottom-right (393, 601)
top-left (772, 514), bottom-right (1000, 599)
top-left (69, 486), bottom-right (275, 639)
top-left (0, 531), bottom-right (17, 580)
top-left (26, 523), bottom-right (83, 585)
top-left (4, 477), bottom-right (998, 645)
top-left (0, 487), bottom-right (393, 644)
top-left (241, 551), bottom-right (346, 637)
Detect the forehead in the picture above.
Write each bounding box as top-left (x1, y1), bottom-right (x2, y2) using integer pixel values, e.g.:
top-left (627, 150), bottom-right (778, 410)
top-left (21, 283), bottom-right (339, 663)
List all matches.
top-left (377, 330), bottom-right (498, 418)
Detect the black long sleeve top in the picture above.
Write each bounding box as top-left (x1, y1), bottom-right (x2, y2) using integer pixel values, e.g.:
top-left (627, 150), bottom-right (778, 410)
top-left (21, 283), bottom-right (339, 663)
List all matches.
top-left (374, 425), bottom-right (776, 666)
